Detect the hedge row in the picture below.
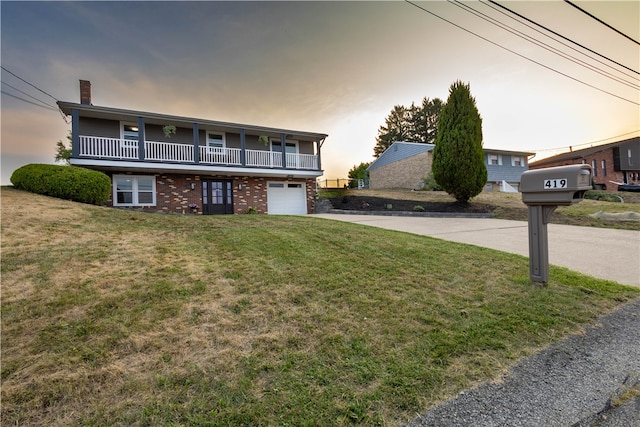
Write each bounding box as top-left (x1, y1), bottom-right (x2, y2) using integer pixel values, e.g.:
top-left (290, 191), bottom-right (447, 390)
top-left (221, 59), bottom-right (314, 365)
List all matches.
top-left (10, 164), bottom-right (111, 205)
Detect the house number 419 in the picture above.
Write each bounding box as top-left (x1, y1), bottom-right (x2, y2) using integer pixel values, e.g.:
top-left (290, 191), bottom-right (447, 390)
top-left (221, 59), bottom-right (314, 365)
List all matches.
top-left (543, 178), bottom-right (567, 189)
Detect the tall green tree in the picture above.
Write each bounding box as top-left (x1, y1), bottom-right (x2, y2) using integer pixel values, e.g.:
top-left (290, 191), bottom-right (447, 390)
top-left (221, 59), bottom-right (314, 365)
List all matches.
top-left (409, 97), bottom-right (443, 144)
top-left (347, 162), bottom-right (371, 188)
top-left (55, 132), bottom-right (72, 165)
top-left (373, 105), bottom-right (412, 157)
top-left (373, 98), bottom-right (443, 158)
top-left (432, 81), bottom-right (486, 204)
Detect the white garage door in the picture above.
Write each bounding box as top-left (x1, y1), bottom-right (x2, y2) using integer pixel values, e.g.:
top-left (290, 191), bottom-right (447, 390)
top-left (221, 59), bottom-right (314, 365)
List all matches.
top-left (267, 182), bottom-right (307, 215)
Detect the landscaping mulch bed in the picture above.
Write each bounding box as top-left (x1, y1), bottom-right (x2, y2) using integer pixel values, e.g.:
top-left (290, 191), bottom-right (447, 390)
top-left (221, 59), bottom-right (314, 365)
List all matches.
top-left (327, 195), bottom-right (495, 214)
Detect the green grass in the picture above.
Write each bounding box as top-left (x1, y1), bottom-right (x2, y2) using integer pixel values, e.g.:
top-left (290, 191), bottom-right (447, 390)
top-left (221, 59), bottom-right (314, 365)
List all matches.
top-left (2, 187), bottom-right (639, 426)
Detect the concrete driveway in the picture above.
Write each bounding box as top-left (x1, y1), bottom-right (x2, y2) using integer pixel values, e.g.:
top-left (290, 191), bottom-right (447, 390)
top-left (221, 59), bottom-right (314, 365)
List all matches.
top-left (313, 214), bottom-right (640, 288)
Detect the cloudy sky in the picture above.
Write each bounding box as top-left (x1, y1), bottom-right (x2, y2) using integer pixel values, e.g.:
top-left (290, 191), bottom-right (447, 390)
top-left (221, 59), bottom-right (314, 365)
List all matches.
top-left (1, 1), bottom-right (638, 184)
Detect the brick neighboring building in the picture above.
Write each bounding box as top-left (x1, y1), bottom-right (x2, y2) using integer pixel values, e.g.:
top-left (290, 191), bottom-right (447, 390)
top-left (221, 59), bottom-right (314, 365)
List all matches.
top-left (528, 137), bottom-right (640, 190)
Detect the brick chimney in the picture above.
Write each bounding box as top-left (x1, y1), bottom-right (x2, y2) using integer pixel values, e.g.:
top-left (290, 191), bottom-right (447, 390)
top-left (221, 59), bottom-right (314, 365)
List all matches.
top-left (79, 80), bottom-right (91, 105)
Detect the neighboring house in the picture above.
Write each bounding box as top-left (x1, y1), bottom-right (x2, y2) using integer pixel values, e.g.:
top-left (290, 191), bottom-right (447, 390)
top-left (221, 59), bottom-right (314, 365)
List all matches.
top-left (367, 142), bottom-right (532, 191)
top-left (483, 149), bottom-right (534, 192)
top-left (57, 80), bottom-right (327, 215)
top-left (367, 142), bottom-right (435, 189)
top-left (528, 137), bottom-right (640, 190)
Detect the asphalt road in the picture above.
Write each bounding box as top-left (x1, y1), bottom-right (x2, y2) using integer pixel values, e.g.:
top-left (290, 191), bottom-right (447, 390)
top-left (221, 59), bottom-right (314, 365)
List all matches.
top-left (313, 214), bottom-right (640, 287)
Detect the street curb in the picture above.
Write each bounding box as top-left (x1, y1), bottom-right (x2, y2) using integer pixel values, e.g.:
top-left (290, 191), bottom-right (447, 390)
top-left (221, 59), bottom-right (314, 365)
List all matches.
top-left (325, 209), bottom-right (494, 219)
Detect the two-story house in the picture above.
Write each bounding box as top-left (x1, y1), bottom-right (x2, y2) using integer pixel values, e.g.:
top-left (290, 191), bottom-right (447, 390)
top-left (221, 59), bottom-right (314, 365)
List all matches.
top-left (57, 81), bottom-right (327, 215)
top-left (528, 137), bottom-right (640, 190)
top-left (367, 141), bottom-right (532, 191)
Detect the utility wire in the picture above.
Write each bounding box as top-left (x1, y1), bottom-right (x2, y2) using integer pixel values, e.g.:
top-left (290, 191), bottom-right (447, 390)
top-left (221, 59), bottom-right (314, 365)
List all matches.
top-left (1, 66), bottom-right (60, 102)
top-left (487, 0), bottom-right (639, 75)
top-left (481, 0), bottom-right (639, 82)
top-left (526, 130), bottom-right (640, 153)
top-left (1, 81), bottom-right (58, 109)
top-left (450, 0), bottom-right (639, 90)
top-left (564, 0), bottom-right (640, 46)
top-left (1, 90), bottom-right (59, 111)
top-left (403, 0), bottom-right (639, 105)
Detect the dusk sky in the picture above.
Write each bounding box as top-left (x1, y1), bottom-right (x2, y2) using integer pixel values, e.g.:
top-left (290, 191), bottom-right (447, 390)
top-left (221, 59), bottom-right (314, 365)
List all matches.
top-left (1, 1), bottom-right (638, 185)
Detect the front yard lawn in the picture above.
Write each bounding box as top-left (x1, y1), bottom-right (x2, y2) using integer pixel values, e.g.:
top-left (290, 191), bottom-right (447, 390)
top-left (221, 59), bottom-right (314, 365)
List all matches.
top-left (2, 187), bottom-right (638, 426)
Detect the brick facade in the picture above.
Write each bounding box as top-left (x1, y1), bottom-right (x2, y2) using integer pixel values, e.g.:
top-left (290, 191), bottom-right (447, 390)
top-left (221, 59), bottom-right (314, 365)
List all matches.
top-left (106, 173), bottom-right (316, 214)
top-left (530, 148), bottom-right (631, 190)
top-left (369, 151), bottom-right (432, 189)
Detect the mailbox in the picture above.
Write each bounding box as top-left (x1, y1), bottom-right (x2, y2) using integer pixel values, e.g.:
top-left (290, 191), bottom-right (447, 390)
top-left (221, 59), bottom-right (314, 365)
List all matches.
top-left (520, 164), bottom-right (592, 206)
top-left (519, 164), bottom-right (592, 284)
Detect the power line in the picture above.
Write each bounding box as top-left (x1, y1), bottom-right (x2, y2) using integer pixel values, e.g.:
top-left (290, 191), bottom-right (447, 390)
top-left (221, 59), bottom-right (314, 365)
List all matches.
top-left (450, 0), bottom-right (639, 90)
top-left (1, 66), bottom-right (60, 102)
top-left (526, 130), bottom-right (640, 153)
top-left (480, 0), bottom-right (639, 82)
top-left (403, 0), bottom-right (639, 106)
top-left (0, 90), bottom-right (59, 111)
top-left (564, 0), bottom-right (640, 46)
top-left (487, 0), bottom-right (639, 75)
top-left (1, 81), bottom-right (58, 109)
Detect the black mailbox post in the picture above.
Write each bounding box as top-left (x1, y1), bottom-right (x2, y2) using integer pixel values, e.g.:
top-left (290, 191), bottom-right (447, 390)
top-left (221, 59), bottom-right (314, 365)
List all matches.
top-left (520, 164), bottom-right (592, 283)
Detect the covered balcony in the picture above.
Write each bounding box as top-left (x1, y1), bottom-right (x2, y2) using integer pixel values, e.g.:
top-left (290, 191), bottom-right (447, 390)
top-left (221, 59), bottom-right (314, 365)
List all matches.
top-left (76, 136), bottom-right (319, 170)
top-left (57, 100), bottom-right (326, 177)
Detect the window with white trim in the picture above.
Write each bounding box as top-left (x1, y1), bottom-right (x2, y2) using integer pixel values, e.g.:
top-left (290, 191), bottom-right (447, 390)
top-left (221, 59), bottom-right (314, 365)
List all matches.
top-left (113, 175), bottom-right (156, 206)
top-left (121, 122), bottom-right (139, 153)
top-left (591, 159), bottom-right (597, 177)
top-left (601, 160), bottom-right (607, 176)
top-left (488, 154), bottom-right (502, 166)
top-left (206, 132), bottom-right (225, 149)
top-left (511, 156), bottom-right (525, 167)
top-left (271, 139), bottom-right (298, 154)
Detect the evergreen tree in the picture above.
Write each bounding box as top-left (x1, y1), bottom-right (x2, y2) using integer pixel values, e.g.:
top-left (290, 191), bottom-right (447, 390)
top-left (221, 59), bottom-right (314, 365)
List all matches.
top-left (409, 97), bottom-right (443, 144)
top-left (432, 81), bottom-right (486, 204)
top-left (373, 105), bottom-right (412, 157)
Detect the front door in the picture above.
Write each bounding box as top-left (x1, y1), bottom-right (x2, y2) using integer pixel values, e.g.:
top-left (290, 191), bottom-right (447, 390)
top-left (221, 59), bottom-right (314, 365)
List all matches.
top-left (202, 179), bottom-right (233, 215)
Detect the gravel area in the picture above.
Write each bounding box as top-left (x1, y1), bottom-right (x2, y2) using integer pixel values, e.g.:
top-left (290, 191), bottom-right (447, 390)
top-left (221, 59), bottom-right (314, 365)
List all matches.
top-left (404, 298), bottom-right (640, 427)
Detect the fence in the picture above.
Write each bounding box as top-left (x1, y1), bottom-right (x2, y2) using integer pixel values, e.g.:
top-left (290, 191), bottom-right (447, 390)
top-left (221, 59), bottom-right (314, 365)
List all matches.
top-left (316, 179), bottom-right (369, 190)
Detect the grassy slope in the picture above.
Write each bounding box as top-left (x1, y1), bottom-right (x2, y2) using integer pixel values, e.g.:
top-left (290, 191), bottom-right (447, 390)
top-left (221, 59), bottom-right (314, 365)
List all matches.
top-left (2, 187), bottom-right (638, 426)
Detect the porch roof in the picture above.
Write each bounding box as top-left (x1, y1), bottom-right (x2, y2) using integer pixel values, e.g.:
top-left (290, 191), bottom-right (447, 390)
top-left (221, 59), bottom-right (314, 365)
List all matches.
top-left (57, 101), bottom-right (328, 142)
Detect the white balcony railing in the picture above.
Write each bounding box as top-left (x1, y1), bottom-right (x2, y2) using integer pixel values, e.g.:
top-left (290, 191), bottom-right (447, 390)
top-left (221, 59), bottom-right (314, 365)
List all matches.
top-left (78, 136), bottom-right (318, 170)
top-left (78, 136), bottom-right (138, 160)
top-left (199, 146), bottom-right (242, 165)
top-left (246, 149), bottom-right (281, 168)
top-left (145, 140), bottom-right (194, 162)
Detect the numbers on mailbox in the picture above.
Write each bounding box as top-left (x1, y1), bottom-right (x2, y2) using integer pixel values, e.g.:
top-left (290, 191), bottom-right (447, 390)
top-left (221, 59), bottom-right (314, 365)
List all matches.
top-left (543, 178), bottom-right (567, 189)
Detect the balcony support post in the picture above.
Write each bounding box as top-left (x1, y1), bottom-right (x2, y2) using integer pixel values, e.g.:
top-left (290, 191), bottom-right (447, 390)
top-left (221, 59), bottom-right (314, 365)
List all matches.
top-left (71, 109), bottom-right (79, 158)
top-left (280, 132), bottom-right (287, 169)
top-left (240, 128), bottom-right (246, 166)
top-left (316, 138), bottom-right (322, 170)
top-left (137, 117), bottom-right (145, 161)
top-left (193, 123), bottom-right (200, 164)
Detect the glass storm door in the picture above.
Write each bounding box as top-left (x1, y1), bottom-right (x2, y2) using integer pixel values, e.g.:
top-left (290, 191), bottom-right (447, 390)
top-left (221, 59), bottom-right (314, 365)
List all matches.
top-left (202, 180), bottom-right (233, 214)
